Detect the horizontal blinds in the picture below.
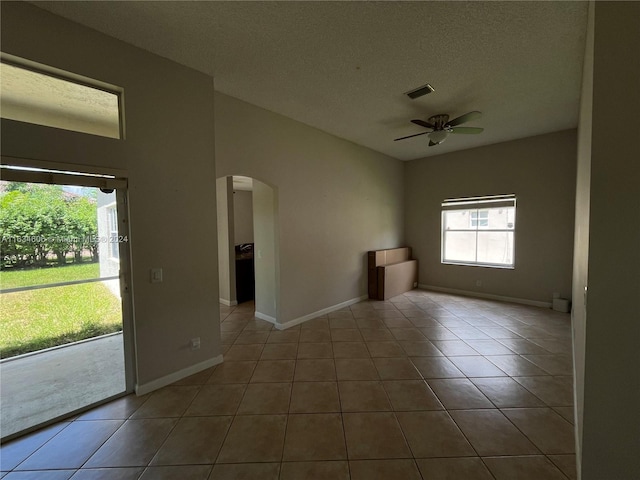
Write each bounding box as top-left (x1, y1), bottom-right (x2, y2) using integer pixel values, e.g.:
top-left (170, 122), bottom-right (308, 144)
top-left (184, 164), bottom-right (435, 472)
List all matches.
top-left (0, 165), bottom-right (126, 190)
top-left (442, 194), bottom-right (516, 211)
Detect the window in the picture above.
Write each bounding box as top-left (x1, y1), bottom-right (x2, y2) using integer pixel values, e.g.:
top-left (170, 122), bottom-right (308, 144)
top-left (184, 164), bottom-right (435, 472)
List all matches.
top-left (107, 207), bottom-right (119, 260)
top-left (0, 57), bottom-right (122, 139)
top-left (442, 195), bottom-right (516, 268)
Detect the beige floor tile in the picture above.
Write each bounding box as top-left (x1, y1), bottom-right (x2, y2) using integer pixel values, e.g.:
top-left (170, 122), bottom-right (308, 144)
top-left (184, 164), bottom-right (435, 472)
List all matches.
top-left (528, 337), bottom-right (572, 354)
top-left (418, 327), bottom-right (458, 340)
top-left (366, 341), bottom-right (406, 358)
top-left (172, 367), bottom-right (216, 385)
top-left (5, 471), bottom-right (75, 479)
top-left (431, 340), bottom-right (479, 356)
top-left (149, 416), bottom-right (231, 465)
top-left (359, 329), bottom-right (395, 342)
top-left (342, 412), bottom-right (411, 459)
top-left (16, 420), bottom-right (123, 470)
top-left (496, 338), bottom-right (552, 355)
top-left (237, 383), bottom-right (292, 414)
top-left (71, 467), bottom-right (145, 479)
top-left (84, 419), bottom-right (177, 467)
top-left (209, 463), bottom-right (279, 480)
top-left (447, 327), bottom-right (490, 340)
top-left (297, 342), bottom-right (333, 359)
top-left (398, 341), bottom-right (442, 357)
top-left (224, 344), bottom-right (264, 361)
top-left (338, 381), bottom-right (391, 412)
top-left (241, 318), bottom-right (275, 332)
top-left (427, 379), bottom-right (494, 409)
top-left (78, 394), bottom-right (144, 420)
top-left (382, 380), bottom-right (443, 411)
top-left (300, 318), bottom-right (330, 330)
top-left (299, 329), bottom-right (332, 343)
top-left (469, 377), bottom-right (545, 408)
top-left (217, 415), bottom-right (287, 463)
top-left (411, 357), bottom-right (465, 379)
top-left (450, 410), bottom-right (539, 456)
top-left (548, 454), bottom-right (577, 480)
top-left (294, 359), bottom-right (336, 381)
top-left (250, 360), bottom-right (295, 383)
top-left (463, 339), bottom-right (515, 355)
top-left (260, 343), bottom-right (298, 360)
top-left (388, 328), bottom-right (426, 342)
top-left (382, 318), bottom-right (413, 328)
top-left (521, 355), bottom-right (574, 375)
top-left (0, 422), bottom-right (70, 471)
top-left (221, 330), bottom-right (240, 346)
top-left (483, 455), bottom-right (568, 480)
top-left (329, 318), bottom-right (357, 329)
top-left (406, 316), bottom-right (440, 328)
top-left (207, 361), bottom-right (256, 384)
top-left (330, 329), bottom-right (364, 342)
top-left (477, 326), bottom-right (523, 339)
top-left (184, 384), bottom-right (246, 416)
top-left (130, 386), bottom-right (200, 418)
top-left (332, 342), bottom-right (370, 358)
top-left (279, 461), bottom-right (349, 480)
top-left (449, 356), bottom-right (508, 377)
top-left (289, 382), bottom-right (341, 413)
top-left (266, 330), bottom-right (300, 344)
top-left (513, 376), bottom-right (574, 406)
top-left (356, 318), bottom-right (386, 329)
top-left (396, 411), bottom-right (475, 458)
top-left (139, 465), bottom-right (212, 479)
top-left (282, 413), bottom-right (347, 461)
top-left (372, 358), bottom-right (422, 380)
top-left (349, 459), bottom-right (422, 480)
top-left (552, 406), bottom-right (575, 424)
top-left (501, 408), bottom-right (575, 454)
top-left (416, 457), bottom-right (494, 480)
top-left (233, 331), bottom-right (270, 345)
top-left (335, 358), bottom-right (380, 380)
top-left (485, 355), bottom-right (549, 376)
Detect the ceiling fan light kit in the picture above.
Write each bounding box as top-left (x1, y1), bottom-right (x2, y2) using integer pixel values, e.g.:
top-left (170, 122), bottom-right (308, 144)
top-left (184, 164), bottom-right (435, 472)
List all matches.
top-left (394, 110), bottom-right (484, 146)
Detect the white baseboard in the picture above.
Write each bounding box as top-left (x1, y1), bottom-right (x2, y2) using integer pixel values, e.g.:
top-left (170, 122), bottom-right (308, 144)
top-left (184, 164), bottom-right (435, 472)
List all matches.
top-left (275, 294), bottom-right (369, 330)
top-left (418, 284), bottom-right (552, 309)
top-left (135, 354), bottom-right (223, 396)
top-left (219, 298), bottom-right (238, 307)
top-left (255, 311), bottom-right (277, 324)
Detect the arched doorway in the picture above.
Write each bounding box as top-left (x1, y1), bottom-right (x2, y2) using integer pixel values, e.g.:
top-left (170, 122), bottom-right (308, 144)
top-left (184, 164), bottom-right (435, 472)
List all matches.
top-left (216, 175), bottom-right (279, 324)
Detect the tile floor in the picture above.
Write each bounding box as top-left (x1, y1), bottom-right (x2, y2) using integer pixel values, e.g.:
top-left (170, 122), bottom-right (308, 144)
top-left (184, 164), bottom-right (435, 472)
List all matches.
top-left (0, 290), bottom-right (577, 479)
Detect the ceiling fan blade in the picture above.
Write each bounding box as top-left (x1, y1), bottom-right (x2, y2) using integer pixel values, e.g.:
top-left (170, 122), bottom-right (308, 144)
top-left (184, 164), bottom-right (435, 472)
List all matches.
top-left (447, 111), bottom-right (482, 127)
top-left (411, 119), bottom-right (435, 129)
top-left (450, 127), bottom-right (484, 134)
top-left (394, 131), bottom-right (431, 141)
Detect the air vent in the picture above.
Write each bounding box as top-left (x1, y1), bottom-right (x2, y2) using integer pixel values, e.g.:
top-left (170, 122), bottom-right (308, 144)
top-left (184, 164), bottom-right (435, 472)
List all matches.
top-left (405, 83), bottom-right (434, 99)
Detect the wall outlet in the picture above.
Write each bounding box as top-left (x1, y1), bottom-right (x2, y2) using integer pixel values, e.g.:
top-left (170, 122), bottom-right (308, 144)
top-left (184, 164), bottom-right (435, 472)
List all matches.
top-left (190, 337), bottom-right (201, 350)
top-left (475, 280), bottom-right (482, 287)
top-left (150, 268), bottom-right (163, 283)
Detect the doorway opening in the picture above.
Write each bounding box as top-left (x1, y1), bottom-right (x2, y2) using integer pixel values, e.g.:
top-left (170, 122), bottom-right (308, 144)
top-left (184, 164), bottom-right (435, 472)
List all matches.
top-left (0, 167), bottom-right (133, 441)
top-left (216, 175), bottom-right (279, 324)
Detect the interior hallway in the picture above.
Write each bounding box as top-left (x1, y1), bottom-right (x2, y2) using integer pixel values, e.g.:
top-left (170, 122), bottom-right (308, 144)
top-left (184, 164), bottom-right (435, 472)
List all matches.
top-left (0, 291), bottom-right (575, 479)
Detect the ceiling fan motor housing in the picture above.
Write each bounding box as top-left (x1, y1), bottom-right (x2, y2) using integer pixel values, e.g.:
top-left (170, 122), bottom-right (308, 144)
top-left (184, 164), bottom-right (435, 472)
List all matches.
top-left (429, 114), bottom-right (451, 130)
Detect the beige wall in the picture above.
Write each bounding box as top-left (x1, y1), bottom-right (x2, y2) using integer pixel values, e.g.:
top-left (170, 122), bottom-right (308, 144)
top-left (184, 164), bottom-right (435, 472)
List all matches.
top-left (215, 92), bottom-right (404, 323)
top-left (233, 190), bottom-right (254, 245)
top-left (217, 177), bottom-right (236, 305)
top-left (1, 3), bottom-right (220, 389)
top-left (405, 130), bottom-right (577, 305)
top-left (578, 2), bottom-right (640, 479)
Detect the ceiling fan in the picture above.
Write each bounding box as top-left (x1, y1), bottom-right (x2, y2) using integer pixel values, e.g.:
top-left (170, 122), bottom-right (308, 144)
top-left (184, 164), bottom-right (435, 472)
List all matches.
top-left (394, 111), bottom-right (483, 146)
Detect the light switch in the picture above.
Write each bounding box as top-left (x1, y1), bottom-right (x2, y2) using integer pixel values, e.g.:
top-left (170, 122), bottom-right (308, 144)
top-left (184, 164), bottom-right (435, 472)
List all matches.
top-left (151, 268), bottom-right (163, 283)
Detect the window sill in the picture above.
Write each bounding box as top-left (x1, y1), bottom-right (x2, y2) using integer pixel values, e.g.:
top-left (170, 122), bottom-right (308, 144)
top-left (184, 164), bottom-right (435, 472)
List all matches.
top-left (442, 261), bottom-right (514, 270)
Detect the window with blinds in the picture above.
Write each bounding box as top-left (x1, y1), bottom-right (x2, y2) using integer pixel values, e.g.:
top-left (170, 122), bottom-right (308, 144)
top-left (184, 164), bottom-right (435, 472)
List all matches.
top-left (441, 194), bottom-right (516, 268)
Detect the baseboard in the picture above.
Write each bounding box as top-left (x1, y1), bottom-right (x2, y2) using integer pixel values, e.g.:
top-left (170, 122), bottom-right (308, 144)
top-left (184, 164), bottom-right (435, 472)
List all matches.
top-left (255, 311), bottom-right (277, 324)
top-left (219, 298), bottom-right (238, 307)
top-left (135, 354), bottom-right (223, 396)
top-left (275, 294), bottom-right (369, 330)
top-left (418, 284), bottom-right (552, 309)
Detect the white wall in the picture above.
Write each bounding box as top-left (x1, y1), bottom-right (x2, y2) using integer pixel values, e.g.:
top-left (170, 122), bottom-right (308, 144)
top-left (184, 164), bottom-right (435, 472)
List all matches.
top-left (1, 3), bottom-right (220, 389)
top-left (233, 190), bottom-right (254, 245)
top-left (215, 92), bottom-right (404, 323)
top-left (405, 130), bottom-right (577, 305)
top-left (577, 2), bottom-right (640, 479)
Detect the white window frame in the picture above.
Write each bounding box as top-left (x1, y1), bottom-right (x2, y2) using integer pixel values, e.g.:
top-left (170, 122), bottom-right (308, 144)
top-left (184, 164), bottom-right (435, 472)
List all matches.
top-left (441, 194), bottom-right (516, 268)
top-left (107, 206), bottom-right (120, 260)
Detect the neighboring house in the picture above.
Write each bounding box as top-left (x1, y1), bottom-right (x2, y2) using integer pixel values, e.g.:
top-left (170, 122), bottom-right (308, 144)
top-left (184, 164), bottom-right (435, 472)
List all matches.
top-left (96, 190), bottom-right (120, 297)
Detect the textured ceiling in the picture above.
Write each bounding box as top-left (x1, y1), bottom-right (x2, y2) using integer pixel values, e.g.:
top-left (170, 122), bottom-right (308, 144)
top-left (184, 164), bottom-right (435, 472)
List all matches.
top-left (31, 1), bottom-right (589, 161)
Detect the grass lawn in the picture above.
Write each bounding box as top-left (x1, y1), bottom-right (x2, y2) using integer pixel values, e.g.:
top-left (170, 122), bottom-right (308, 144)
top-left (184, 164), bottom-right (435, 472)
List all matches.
top-left (0, 263), bottom-right (122, 359)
